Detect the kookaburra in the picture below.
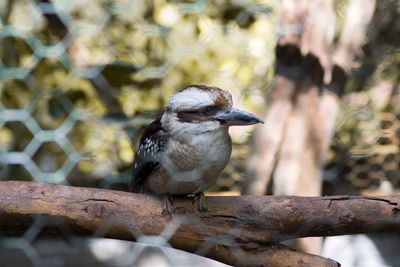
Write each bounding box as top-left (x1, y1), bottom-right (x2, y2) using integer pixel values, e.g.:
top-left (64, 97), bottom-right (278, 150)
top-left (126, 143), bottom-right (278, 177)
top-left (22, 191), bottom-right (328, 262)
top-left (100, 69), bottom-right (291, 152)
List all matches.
top-left (131, 85), bottom-right (263, 213)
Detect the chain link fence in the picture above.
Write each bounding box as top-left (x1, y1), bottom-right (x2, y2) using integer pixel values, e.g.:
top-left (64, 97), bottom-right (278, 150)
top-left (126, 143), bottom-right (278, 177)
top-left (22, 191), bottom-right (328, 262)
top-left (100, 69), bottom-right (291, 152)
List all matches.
top-left (0, 0), bottom-right (399, 266)
top-left (0, 0), bottom-right (276, 191)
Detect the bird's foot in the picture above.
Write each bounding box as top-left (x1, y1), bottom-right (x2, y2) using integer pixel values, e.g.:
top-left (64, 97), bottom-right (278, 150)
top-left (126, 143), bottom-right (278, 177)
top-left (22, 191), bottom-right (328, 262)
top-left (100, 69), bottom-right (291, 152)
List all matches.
top-left (193, 192), bottom-right (208, 213)
top-left (162, 195), bottom-right (175, 215)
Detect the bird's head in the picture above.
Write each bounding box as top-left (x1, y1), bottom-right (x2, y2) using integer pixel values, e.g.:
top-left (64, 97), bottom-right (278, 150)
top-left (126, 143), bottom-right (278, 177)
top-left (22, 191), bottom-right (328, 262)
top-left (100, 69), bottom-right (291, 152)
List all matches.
top-left (161, 85), bottom-right (263, 135)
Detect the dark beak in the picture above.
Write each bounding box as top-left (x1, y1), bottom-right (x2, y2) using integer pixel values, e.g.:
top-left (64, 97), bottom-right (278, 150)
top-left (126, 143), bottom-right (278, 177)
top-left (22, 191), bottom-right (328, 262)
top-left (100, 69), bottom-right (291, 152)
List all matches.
top-left (215, 108), bottom-right (264, 126)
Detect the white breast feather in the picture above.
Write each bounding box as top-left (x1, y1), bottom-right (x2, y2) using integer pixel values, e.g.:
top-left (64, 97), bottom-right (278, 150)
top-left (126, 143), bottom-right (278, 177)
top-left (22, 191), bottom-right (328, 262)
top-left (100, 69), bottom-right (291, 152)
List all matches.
top-left (161, 128), bottom-right (231, 183)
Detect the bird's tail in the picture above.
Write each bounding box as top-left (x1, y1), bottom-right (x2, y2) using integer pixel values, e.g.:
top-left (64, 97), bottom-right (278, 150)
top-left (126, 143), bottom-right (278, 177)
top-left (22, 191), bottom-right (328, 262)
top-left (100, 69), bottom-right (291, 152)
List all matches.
top-left (130, 178), bottom-right (142, 193)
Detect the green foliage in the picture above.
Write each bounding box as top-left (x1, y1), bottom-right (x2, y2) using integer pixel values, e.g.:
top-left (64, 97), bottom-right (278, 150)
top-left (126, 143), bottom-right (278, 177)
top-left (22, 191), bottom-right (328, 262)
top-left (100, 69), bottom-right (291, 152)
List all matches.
top-left (0, 0), bottom-right (398, 192)
top-left (0, 0), bottom-right (276, 188)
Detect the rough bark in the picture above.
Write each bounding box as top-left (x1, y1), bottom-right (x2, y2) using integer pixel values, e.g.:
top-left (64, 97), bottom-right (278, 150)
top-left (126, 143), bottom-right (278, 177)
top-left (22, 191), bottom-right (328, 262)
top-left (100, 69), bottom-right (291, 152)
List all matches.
top-left (243, 0), bottom-right (377, 253)
top-left (243, 82), bottom-right (296, 195)
top-left (243, 0), bottom-right (377, 194)
top-left (322, 0), bottom-right (377, 150)
top-left (1, 182), bottom-right (400, 266)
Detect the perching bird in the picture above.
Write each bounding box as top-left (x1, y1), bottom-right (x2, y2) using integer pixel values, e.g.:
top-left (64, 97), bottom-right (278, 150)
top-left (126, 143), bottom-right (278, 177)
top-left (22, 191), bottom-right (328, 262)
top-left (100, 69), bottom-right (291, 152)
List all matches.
top-left (131, 85), bottom-right (263, 213)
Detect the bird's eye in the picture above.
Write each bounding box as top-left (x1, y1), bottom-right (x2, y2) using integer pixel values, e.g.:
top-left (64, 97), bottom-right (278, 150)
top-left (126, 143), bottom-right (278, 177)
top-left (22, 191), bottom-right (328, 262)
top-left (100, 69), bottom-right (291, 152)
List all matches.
top-left (202, 106), bottom-right (219, 116)
top-left (183, 110), bottom-right (198, 114)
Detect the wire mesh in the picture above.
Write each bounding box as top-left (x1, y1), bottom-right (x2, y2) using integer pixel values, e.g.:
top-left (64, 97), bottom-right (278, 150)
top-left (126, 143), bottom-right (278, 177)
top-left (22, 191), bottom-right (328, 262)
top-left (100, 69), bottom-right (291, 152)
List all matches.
top-left (0, 0), bottom-right (399, 266)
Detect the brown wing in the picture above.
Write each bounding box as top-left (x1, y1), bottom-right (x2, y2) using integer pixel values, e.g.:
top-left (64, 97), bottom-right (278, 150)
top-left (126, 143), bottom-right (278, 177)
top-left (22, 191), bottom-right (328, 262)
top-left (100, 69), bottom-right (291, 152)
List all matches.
top-left (130, 118), bottom-right (168, 193)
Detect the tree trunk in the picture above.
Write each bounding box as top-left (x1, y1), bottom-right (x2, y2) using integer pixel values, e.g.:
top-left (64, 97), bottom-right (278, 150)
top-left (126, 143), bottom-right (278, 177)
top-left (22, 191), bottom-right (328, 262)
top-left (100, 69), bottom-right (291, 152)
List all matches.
top-left (243, 0), bottom-right (377, 254)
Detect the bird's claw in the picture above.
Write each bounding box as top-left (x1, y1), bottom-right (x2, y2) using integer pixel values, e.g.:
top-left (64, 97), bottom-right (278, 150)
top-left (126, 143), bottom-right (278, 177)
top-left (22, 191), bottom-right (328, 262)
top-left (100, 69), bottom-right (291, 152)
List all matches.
top-left (194, 192), bottom-right (208, 213)
top-left (162, 195), bottom-right (174, 215)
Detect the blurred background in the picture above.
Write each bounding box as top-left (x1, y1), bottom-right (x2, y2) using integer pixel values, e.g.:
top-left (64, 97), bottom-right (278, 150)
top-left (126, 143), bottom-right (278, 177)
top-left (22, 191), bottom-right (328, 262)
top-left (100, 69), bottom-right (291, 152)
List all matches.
top-left (0, 0), bottom-right (399, 266)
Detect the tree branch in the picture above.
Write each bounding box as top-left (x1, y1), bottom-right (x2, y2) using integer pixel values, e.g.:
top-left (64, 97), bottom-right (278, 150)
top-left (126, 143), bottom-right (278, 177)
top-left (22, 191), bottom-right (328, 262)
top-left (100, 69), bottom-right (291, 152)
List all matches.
top-left (2, 182), bottom-right (399, 266)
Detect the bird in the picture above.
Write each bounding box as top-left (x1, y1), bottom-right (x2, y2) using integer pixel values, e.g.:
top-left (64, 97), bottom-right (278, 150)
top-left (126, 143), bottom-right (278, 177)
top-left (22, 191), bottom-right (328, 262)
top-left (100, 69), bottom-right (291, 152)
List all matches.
top-left (130, 85), bottom-right (263, 213)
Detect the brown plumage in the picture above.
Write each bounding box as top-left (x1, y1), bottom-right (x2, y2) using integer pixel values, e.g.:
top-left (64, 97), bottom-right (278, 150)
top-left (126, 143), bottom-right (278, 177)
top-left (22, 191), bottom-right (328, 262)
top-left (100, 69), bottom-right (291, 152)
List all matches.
top-left (131, 85), bottom-right (263, 213)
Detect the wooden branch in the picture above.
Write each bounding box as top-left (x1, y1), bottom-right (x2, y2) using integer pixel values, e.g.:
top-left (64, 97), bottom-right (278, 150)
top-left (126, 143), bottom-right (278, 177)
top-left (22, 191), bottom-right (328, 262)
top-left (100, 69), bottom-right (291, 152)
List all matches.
top-left (204, 244), bottom-right (339, 267)
top-left (2, 182), bottom-right (400, 266)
